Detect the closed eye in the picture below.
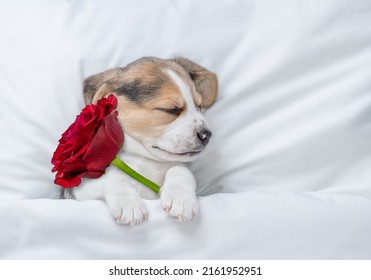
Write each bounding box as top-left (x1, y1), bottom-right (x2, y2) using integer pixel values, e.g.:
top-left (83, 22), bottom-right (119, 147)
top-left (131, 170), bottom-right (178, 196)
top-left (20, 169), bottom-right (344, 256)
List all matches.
top-left (157, 107), bottom-right (182, 116)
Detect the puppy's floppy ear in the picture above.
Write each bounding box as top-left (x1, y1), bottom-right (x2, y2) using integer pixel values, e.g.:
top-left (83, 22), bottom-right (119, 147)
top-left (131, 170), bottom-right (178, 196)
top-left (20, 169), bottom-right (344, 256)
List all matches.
top-left (170, 57), bottom-right (218, 108)
top-left (83, 68), bottom-right (123, 104)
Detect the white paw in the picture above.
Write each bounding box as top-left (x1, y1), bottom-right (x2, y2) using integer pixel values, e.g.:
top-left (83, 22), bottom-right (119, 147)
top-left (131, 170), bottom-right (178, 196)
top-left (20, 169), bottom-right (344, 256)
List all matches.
top-left (105, 193), bottom-right (147, 225)
top-left (161, 189), bottom-right (199, 222)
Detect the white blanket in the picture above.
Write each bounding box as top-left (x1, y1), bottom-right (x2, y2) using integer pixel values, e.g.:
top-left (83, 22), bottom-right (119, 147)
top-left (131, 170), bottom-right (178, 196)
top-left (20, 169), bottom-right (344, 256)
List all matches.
top-left (0, 0), bottom-right (371, 259)
top-left (1, 192), bottom-right (371, 259)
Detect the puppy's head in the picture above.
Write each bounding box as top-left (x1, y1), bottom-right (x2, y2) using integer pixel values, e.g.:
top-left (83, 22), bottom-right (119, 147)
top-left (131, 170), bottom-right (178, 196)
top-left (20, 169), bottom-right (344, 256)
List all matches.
top-left (83, 57), bottom-right (218, 162)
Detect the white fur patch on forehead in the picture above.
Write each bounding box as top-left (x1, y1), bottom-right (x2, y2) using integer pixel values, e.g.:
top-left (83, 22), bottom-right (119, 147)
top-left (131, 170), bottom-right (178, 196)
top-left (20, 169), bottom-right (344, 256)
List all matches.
top-left (166, 69), bottom-right (196, 112)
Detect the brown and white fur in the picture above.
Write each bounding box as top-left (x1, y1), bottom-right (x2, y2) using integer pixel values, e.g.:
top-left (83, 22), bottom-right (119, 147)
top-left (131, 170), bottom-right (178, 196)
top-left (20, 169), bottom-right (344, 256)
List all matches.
top-left (65, 57), bottom-right (217, 225)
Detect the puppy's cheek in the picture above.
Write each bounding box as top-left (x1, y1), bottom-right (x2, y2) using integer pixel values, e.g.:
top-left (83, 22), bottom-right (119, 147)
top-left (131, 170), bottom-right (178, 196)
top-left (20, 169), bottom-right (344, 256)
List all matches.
top-left (118, 114), bottom-right (168, 143)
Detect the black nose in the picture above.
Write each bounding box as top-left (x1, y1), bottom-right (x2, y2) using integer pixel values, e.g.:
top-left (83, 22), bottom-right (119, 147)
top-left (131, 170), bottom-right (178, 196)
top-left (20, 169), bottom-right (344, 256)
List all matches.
top-left (197, 129), bottom-right (212, 145)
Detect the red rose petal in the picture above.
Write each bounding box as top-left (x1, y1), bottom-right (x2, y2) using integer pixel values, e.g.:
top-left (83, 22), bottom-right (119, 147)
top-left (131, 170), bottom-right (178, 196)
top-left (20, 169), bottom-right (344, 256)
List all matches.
top-left (54, 171), bottom-right (82, 188)
top-left (83, 112), bottom-right (124, 173)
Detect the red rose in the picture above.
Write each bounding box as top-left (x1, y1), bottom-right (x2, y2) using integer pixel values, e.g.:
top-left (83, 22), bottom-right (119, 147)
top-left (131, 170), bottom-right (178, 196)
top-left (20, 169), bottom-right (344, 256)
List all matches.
top-left (51, 94), bottom-right (124, 188)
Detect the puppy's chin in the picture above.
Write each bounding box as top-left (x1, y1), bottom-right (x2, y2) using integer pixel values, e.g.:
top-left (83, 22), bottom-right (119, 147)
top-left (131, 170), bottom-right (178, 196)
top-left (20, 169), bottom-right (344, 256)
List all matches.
top-left (123, 134), bottom-right (203, 163)
top-left (148, 145), bottom-right (203, 163)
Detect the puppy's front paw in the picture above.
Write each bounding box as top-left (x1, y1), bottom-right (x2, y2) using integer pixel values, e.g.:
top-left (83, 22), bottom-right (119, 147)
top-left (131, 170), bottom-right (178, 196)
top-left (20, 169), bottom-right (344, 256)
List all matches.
top-left (161, 188), bottom-right (199, 222)
top-left (105, 193), bottom-right (147, 225)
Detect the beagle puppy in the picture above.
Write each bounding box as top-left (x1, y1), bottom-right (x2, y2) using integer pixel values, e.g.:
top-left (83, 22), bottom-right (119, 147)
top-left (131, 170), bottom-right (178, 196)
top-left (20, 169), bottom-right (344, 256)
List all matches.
top-left (65, 57), bottom-right (218, 225)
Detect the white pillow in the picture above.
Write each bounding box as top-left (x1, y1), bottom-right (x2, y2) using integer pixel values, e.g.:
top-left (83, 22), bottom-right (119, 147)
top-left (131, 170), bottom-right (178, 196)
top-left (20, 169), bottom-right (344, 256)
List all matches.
top-left (0, 0), bottom-right (370, 199)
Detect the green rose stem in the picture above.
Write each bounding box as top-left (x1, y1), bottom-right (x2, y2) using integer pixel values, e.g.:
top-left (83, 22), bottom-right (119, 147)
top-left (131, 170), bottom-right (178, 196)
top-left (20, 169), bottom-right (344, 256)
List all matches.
top-left (111, 156), bottom-right (160, 194)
